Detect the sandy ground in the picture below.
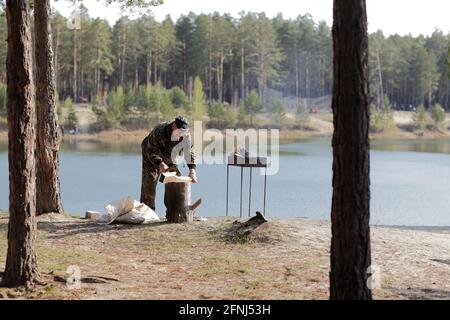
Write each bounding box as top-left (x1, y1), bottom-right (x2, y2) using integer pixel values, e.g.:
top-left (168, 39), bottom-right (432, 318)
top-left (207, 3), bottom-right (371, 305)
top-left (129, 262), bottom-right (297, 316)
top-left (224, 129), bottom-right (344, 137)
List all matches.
top-left (1, 213), bottom-right (450, 300)
top-left (72, 104), bottom-right (97, 133)
top-left (369, 111), bottom-right (450, 140)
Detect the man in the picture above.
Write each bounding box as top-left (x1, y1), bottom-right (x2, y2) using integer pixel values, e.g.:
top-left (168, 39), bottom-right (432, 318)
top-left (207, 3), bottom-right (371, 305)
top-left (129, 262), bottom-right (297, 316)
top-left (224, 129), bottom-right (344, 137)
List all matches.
top-left (140, 116), bottom-right (197, 211)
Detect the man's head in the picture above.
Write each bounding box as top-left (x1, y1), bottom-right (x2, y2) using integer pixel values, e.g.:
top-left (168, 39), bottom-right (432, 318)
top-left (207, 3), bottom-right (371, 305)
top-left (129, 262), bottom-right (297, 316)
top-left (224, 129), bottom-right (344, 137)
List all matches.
top-left (174, 116), bottom-right (189, 130)
top-left (171, 116), bottom-right (190, 141)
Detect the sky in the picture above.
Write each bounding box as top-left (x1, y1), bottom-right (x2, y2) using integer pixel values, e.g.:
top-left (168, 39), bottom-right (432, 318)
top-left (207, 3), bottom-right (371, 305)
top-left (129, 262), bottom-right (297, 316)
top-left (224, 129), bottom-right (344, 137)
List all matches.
top-left (51, 0), bottom-right (450, 36)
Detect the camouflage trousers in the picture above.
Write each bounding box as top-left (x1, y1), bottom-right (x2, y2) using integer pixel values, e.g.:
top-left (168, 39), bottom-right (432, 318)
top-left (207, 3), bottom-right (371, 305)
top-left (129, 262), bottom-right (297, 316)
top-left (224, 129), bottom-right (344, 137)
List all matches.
top-left (140, 137), bottom-right (179, 211)
top-left (140, 151), bottom-right (159, 211)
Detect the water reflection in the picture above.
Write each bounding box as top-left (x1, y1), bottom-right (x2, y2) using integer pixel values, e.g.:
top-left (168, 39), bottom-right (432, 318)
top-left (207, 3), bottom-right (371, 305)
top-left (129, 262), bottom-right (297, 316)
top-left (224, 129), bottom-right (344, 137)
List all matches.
top-left (1, 138), bottom-right (450, 225)
top-left (2, 138), bottom-right (450, 156)
top-left (371, 139), bottom-right (450, 154)
top-left (0, 140), bottom-right (306, 156)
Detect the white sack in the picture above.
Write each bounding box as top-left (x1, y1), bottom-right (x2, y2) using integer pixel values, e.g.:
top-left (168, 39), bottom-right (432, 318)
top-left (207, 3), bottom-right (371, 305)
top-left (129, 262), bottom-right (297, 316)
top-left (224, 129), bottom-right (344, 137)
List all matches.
top-left (114, 200), bottom-right (160, 224)
top-left (99, 196), bottom-right (160, 224)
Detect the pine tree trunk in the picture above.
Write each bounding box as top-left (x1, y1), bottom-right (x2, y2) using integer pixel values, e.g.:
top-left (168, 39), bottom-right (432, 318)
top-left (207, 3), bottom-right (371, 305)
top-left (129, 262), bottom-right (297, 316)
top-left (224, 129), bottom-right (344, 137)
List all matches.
top-left (376, 48), bottom-right (385, 111)
top-left (120, 29), bottom-right (126, 86)
top-left (183, 41), bottom-right (187, 91)
top-left (330, 0), bottom-right (372, 300)
top-left (154, 60), bottom-right (158, 84)
top-left (146, 53), bottom-right (151, 85)
top-left (34, 0), bottom-right (63, 215)
top-left (73, 29), bottom-right (78, 102)
top-left (208, 47), bottom-right (212, 102)
top-left (241, 47), bottom-right (245, 99)
top-left (80, 67), bottom-right (84, 99)
top-left (2, 0), bottom-right (40, 288)
top-left (54, 19), bottom-right (60, 96)
top-left (134, 65), bottom-right (139, 93)
top-left (229, 53), bottom-right (234, 104)
top-left (295, 51), bottom-right (299, 105)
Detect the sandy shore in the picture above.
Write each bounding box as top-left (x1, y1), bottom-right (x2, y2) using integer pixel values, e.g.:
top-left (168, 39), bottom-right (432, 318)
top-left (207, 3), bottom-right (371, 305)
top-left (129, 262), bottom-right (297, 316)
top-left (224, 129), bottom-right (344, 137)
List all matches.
top-left (1, 213), bottom-right (449, 300)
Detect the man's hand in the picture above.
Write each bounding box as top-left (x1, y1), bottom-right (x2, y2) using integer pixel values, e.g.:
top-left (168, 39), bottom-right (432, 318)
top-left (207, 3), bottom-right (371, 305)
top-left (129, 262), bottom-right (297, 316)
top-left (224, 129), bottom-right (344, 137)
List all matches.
top-left (189, 169), bottom-right (198, 184)
top-left (159, 162), bottom-right (169, 173)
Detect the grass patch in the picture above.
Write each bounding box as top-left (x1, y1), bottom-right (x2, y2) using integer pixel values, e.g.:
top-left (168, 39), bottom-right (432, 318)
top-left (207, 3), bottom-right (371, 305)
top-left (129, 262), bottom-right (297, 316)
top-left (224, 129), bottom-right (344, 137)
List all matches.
top-left (230, 277), bottom-right (268, 299)
top-left (38, 245), bottom-right (103, 273)
top-left (143, 239), bottom-right (187, 254)
top-left (1, 215), bottom-right (103, 274)
top-left (196, 253), bottom-right (251, 277)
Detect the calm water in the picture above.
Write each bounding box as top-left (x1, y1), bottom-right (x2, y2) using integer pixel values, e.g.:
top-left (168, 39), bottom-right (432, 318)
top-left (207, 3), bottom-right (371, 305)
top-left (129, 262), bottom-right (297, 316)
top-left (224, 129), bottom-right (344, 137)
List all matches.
top-left (1, 138), bottom-right (450, 227)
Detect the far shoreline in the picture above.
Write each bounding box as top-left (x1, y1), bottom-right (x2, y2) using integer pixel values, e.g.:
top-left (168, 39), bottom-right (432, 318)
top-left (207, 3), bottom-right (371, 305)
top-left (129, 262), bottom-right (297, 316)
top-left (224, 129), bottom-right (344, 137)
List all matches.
top-left (1, 110), bottom-right (450, 145)
top-left (1, 127), bottom-right (449, 146)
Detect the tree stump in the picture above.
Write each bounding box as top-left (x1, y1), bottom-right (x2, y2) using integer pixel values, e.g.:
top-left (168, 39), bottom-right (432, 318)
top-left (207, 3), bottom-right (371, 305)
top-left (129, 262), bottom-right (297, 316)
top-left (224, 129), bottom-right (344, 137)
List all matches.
top-left (226, 211), bottom-right (268, 242)
top-left (164, 182), bottom-right (201, 223)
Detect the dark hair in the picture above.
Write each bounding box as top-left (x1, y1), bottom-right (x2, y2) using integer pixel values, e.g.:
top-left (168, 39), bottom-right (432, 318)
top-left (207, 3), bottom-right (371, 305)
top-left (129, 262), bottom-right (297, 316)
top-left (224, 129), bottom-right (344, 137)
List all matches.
top-left (174, 116), bottom-right (189, 129)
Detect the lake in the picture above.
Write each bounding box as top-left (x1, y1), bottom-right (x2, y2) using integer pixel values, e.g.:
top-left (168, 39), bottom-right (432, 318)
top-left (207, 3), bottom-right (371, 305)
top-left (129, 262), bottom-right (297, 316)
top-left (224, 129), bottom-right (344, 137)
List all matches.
top-left (1, 138), bottom-right (450, 226)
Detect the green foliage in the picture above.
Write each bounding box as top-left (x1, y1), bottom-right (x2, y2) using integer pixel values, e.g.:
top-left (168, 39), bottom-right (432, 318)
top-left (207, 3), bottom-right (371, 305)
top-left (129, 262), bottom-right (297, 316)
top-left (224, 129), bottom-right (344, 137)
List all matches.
top-left (124, 90), bottom-right (136, 111)
top-left (296, 102), bottom-right (310, 126)
top-left (91, 95), bottom-right (112, 130)
top-left (0, 83), bottom-right (6, 117)
top-left (383, 94), bottom-right (391, 109)
top-left (240, 13), bottom-right (282, 100)
top-left (56, 93), bottom-right (63, 124)
top-left (7, 6), bottom-right (449, 119)
top-left (243, 90), bottom-right (262, 125)
top-left (413, 104), bottom-right (428, 131)
top-left (102, 0), bottom-right (163, 10)
top-left (208, 100), bottom-right (225, 119)
top-left (238, 101), bottom-right (248, 125)
top-left (156, 87), bottom-right (175, 118)
top-left (267, 96), bottom-right (283, 113)
top-left (208, 100), bottom-right (236, 128)
top-left (65, 97), bottom-right (78, 130)
top-left (273, 102), bottom-right (286, 123)
top-left (170, 86), bottom-right (189, 109)
top-left (431, 104), bottom-right (446, 129)
top-left (64, 96), bottom-right (74, 110)
top-left (224, 107), bottom-right (237, 127)
top-left (192, 76), bottom-right (206, 119)
top-left (370, 104), bottom-right (395, 133)
top-left (91, 95), bottom-right (103, 116)
top-left (106, 85), bottom-right (125, 127)
top-left (136, 84), bottom-right (153, 111)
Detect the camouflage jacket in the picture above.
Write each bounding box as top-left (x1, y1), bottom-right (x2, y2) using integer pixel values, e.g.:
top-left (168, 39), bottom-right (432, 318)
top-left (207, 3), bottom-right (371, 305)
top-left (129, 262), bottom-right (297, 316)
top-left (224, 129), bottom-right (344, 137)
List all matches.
top-left (143, 121), bottom-right (196, 170)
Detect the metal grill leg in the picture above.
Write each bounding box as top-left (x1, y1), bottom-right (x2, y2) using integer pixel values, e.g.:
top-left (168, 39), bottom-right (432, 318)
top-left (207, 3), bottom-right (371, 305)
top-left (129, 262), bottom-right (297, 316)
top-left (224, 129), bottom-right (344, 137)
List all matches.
top-left (263, 167), bottom-right (267, 217)
top-left (240, 167), bottom-right (244, 217)
top-left (248, 168), bottom-right (252, 217)
top-left (226, 165), bottom-right (229, 216)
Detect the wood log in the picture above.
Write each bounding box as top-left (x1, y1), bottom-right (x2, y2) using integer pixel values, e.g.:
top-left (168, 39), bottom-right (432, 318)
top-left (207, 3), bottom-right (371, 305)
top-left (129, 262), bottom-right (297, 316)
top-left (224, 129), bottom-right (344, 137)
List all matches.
top-left (225, 212), bottom-right (268, 242)
top-left (85, 211), bottom-right (101, 220)
top-left (165, 182), bottom-right (202, 223)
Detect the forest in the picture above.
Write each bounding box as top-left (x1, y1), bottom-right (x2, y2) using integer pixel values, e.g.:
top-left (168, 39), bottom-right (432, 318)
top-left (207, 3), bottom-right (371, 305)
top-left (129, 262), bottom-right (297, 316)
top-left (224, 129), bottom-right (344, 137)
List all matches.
top-left (1, 4), bottom-right (449, 125)
top-left (2, 0), bottom-right (450, 302)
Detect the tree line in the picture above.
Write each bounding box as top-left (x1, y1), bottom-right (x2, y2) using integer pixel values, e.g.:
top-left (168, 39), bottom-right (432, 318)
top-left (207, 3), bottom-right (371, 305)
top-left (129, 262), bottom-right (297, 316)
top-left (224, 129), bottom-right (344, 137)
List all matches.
top-left (2, 6), bottom-right (450, 113)
top-left (1, 6), bottom-right (333, 109)
top-left (0, 0), bottom-right (416, 301)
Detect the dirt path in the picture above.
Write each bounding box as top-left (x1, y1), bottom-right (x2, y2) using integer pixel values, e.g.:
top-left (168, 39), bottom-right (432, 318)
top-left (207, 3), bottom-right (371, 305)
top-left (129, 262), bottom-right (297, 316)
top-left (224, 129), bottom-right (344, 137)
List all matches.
top-left (2, 214), bottom-right (450, 300)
